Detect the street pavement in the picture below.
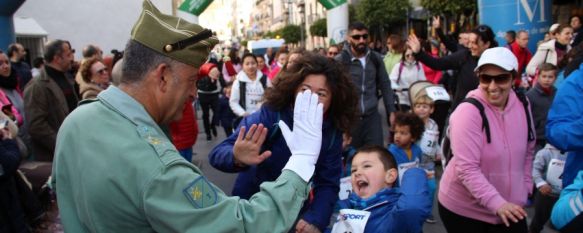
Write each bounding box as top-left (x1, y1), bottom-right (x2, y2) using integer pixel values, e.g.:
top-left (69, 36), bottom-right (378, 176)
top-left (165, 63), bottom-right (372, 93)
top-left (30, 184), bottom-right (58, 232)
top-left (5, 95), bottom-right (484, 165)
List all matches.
top-left (192, 102), bottom-right (558, 233)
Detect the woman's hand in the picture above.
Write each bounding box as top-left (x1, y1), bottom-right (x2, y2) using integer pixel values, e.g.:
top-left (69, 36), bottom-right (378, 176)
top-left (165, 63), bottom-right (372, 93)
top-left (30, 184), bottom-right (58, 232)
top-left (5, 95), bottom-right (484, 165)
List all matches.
top-left (407, 34), bottom-right (422, 54)
top-left (432, 16), bottom-right (441, 29)
top-left (295, 219), bottom-right (321, 233)
top-left (233, 124), bottom-right (272, 166)
top-left (496, 202), bottom-right (527, 227)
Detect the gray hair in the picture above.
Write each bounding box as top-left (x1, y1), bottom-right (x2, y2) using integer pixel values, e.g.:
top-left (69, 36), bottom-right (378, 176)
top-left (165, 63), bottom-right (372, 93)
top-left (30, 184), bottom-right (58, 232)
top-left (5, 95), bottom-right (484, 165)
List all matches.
top-left (121, 40), bottom-right (177, 84)
top-left (43, 40), bottom-right (67, 63)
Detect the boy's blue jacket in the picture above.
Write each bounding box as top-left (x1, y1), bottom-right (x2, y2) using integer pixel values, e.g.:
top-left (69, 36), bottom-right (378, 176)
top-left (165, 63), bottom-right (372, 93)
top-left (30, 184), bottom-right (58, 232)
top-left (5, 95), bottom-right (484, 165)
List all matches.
top-left (333, 168), bottom-right (431, 233)
top-left (546, 63), bottom-right (583, 188)
top-left (388, 143), bottom-right (423, 165)
top-left (209, 105), bottom-right (343, 230)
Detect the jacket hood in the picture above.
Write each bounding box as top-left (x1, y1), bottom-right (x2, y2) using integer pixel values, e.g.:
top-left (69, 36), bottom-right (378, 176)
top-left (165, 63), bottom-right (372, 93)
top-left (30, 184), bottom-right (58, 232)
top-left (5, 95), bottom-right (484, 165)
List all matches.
top-left (236, 70), bottom-right (263, 83)
top-left (465, 88), bottom-right (520, 112)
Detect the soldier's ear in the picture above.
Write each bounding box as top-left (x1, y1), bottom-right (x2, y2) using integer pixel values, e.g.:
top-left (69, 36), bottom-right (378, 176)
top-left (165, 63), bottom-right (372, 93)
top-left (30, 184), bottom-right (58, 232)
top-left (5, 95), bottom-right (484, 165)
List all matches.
top-left (152, 63), bottom-right (170, 92)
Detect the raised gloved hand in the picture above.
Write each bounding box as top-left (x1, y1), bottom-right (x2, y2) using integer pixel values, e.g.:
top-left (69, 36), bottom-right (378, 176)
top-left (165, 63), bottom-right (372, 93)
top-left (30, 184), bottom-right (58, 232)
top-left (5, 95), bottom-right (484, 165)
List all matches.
top-left (280, 90), bottom-right (323, 182)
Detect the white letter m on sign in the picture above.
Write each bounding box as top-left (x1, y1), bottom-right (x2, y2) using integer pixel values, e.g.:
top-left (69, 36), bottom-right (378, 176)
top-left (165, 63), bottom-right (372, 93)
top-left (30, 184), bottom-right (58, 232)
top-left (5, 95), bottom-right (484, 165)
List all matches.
top-left (516, 0), bottom-right (546, 25)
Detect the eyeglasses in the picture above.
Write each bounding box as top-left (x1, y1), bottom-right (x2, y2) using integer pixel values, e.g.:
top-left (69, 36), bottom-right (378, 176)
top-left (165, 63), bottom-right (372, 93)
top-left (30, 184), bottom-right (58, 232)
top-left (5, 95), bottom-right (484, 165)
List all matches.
top-left (479, 73), bottom-right (512, 84)
top-left (96, 68), bottom-right (108, 75)
top-left (351, 34), bottom-right (369, 40)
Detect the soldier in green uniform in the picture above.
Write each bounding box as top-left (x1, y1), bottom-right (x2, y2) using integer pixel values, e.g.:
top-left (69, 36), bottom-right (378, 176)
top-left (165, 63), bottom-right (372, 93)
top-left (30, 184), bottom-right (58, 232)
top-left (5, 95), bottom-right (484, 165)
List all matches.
top-left (51, 1), bottom-right (326, 232)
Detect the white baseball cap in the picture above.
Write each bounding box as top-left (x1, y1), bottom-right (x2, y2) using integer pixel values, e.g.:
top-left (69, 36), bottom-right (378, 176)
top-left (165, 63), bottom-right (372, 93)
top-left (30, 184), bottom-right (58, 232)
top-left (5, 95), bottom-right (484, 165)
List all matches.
top-left (474, 47), bottom-right (518, 72)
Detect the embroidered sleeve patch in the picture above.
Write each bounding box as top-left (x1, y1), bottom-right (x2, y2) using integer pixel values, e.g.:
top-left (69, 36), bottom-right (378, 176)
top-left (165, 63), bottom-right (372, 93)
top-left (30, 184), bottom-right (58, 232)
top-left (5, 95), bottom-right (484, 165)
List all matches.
top-left (183, 176), bottom-right (218, 208)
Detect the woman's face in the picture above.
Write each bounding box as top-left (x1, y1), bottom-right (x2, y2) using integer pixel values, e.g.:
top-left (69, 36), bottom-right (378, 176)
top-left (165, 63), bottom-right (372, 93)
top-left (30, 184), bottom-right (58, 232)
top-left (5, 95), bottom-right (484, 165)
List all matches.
top-left (477, 64), bottom-right (513, 110)
top-left (277, 53), bottom-right (288, 65)
top-left (242, 56), bottom-right (258, 75)
top-left (0, 54), bottom-right (10, 77)
top-left (287, 53), bottom-right (301, 67)
top-left (90, 61), bottom-right (110, 85)
top-left (404, 49), bottom-right (415, 63)
top-left (556, 27), bottom-right (574, 45)
top-left (296, 74), bottom-right (332, 112)
top-left (256, 57), bottom-right (266, 69)
top-left (468, 33), bottom-right (490, 57)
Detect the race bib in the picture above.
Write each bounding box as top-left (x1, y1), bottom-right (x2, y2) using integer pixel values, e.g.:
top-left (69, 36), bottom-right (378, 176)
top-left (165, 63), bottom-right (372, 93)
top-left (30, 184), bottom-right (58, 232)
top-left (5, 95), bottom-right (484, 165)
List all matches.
top-left (546, 158), bottom-right (565, 191)
top-left (331, 209), bottom-right (371, 233)
top-left (339, 176), bottom-right (353, 200)
top-left (398, 160), bottom-right (419, 184)
top-left (425, 86), bottom-right (450, 101)
top-left (420, 129), bottom-right (440, 157)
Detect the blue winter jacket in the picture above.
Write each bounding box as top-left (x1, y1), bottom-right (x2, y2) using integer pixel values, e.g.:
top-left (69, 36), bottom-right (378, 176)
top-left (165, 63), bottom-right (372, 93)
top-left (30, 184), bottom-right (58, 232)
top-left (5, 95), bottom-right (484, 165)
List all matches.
top-left (209, 105), bottom-right (343, 230)
top-left (546, 63), bottom-right (583, 188)
top-left (332, 168), bottom-right (431, 233)
top-left (388, 143), bottom-right (423, 166)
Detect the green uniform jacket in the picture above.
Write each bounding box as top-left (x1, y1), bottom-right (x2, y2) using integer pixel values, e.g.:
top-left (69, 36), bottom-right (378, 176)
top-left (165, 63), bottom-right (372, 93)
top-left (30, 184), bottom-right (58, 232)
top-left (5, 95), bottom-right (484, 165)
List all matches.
top-left (52, 86), bottom-right (309, 233)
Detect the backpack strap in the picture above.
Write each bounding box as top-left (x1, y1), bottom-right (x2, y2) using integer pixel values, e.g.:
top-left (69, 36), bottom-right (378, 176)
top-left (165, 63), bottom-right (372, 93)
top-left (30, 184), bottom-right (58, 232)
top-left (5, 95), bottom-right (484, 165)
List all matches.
top-left (238, 81), bottom-right (247, 110)
top-left (514, 90), bottom-right (536, 142)
top-left (461, 98), bottom-right (491, 143)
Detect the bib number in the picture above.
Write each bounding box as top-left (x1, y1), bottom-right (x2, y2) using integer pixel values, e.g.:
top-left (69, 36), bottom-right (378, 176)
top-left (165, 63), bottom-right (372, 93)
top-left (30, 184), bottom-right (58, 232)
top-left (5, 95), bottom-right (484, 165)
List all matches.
top-left (546, 158), bottom-right (565, 191)
top-left (331, 209), bottom-right (371, 233)
top-left (339, 176), bottom-right (353, 200)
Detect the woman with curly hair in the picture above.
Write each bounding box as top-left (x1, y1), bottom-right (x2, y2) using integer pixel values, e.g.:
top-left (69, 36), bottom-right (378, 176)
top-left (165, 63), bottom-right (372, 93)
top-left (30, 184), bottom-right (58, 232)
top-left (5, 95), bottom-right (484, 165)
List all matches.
top-left (78, 57), bottom-right (110, 100)
top-left (209, 52), bottom-right (357, 233)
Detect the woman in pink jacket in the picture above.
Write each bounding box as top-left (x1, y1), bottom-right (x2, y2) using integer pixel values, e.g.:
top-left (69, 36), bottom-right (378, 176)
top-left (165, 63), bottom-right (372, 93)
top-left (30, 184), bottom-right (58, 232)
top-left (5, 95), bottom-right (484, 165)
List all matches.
top-left (438, 47), bottom-right (535, 233)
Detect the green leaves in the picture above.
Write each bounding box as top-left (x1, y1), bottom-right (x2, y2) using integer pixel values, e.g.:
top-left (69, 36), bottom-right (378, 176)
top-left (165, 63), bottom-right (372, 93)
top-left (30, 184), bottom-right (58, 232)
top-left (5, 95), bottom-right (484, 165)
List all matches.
top-left (281, 24), bottom-right (303, 44)
top-left (355, 0), bottom-right (410, 29)
top-left (420, 0), bottom-right (477, 16)
top-left (310, 18), bottom-right (327, 37)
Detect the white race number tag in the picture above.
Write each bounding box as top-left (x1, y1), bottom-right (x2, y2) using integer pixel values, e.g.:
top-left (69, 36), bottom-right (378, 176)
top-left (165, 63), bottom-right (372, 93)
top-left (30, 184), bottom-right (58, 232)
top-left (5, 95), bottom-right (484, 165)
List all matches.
top-left (331, 209), bottom-right (371, 233)
top-left (546, 158), bottom-right (565, 191)
top-left (339, 176), bottom-right (353, 200)
top-left (426, 86), bottom-right (450, 101)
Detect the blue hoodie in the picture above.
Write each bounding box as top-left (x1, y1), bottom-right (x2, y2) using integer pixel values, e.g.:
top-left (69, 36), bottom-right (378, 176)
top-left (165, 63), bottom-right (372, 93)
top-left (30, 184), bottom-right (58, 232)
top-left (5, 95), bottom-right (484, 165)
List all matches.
top-left (546, 63), bottom-right (583, 188)
top-left (330, 168), bottom-right (431, 233)
top-left (209, 105), bottom-right (342, 230)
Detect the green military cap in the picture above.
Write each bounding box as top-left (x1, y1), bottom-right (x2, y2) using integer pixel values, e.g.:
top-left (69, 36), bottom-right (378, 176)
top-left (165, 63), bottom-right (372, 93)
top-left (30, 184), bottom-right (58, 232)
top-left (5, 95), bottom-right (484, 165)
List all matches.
top-left (131, 0), bottom-right (218, 67)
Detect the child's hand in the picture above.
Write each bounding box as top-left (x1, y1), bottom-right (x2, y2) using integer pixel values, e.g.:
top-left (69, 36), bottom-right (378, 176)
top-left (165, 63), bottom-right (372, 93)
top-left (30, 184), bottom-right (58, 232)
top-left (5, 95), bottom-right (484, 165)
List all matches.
top-left (538, 184), bottom-right (552, 196)
top-left (295, 219), bottom-right (321, 233)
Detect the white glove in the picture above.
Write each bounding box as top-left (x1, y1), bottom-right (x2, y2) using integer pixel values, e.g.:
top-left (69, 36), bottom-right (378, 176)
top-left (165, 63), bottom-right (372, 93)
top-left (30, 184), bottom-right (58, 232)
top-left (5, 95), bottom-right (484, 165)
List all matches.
top-left (281, 90), bottom-right (324, 182)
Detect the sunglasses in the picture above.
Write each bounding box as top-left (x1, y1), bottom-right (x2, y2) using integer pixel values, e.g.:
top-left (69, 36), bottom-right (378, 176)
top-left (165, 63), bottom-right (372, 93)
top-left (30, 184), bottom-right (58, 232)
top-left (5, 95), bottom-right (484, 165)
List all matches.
top-left (479, 73), bottom-right (512, 84)
top-left (96, 68), bottom-right (108, 75)
top-left (328, 52), bottom-right (338, 56)
top-left (351, 34), bottom-right (369, 40)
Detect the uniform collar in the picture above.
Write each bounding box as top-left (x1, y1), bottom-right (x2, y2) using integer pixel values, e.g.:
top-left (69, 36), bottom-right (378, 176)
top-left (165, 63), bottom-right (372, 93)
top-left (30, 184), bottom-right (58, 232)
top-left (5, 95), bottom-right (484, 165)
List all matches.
top-left (97, 86), bottom-right (164, 133)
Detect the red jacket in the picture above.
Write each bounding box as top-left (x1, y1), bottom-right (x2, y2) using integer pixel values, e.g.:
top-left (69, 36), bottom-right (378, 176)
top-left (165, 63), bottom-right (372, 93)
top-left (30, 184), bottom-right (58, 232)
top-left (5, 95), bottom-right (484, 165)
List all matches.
top-left (170, 101), bottom-right (198, 150)
top-left (510, 41), bottom-right (532, 86)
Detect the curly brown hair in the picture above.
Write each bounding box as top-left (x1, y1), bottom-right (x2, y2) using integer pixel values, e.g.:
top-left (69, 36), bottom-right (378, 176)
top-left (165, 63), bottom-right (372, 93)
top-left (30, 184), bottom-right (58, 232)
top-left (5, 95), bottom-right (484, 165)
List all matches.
top-left (263, 52), bottom-right (358, 133)
top-left (79, 57), bottom-right (100, 83)
top-left (394, 112), bottom-right (425, 141)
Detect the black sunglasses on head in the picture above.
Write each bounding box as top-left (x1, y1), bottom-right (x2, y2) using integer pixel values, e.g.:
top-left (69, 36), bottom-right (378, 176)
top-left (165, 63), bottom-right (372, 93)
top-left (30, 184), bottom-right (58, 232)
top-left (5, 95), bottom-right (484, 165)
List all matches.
top-left (479, 73), bottom-right (512, 84)
top-left (351, 34), bottom-right (369, 40)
